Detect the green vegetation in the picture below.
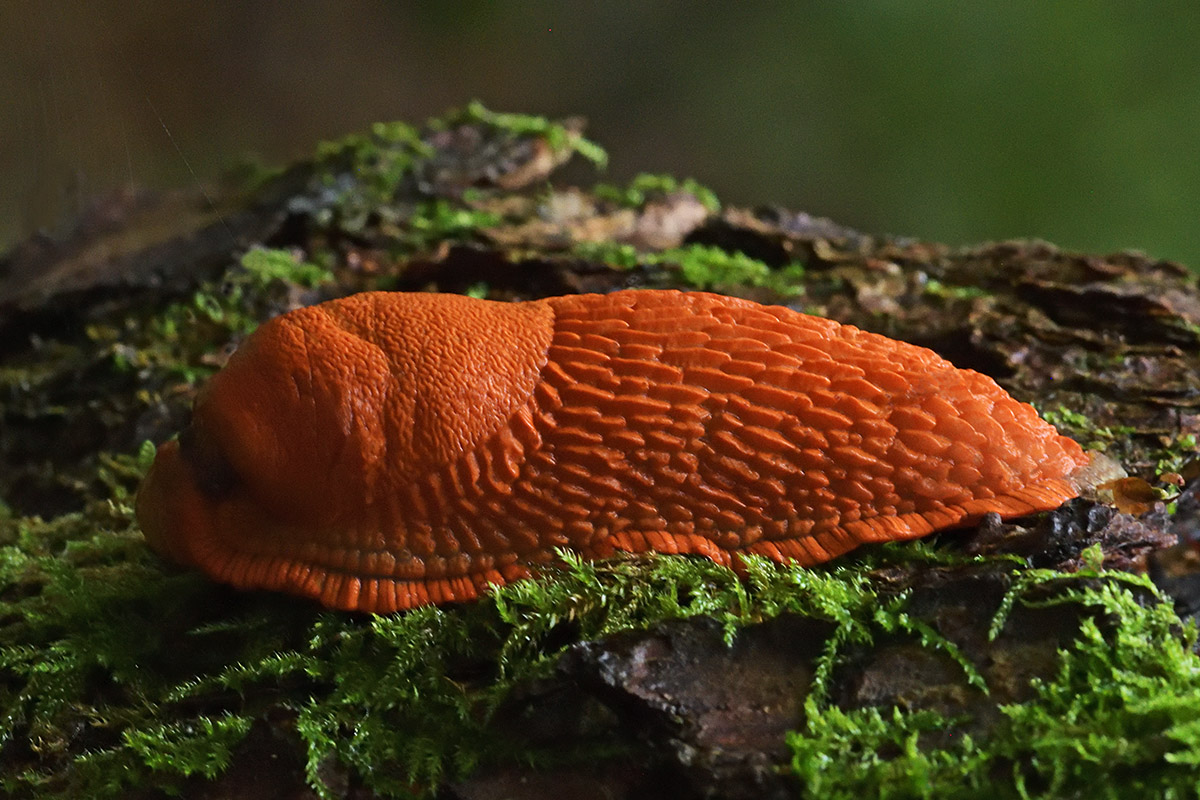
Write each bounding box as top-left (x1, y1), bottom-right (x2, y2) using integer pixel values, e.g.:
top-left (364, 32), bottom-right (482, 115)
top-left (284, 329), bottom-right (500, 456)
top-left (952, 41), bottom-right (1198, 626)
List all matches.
top-left (658, 243), bottom-right (805, 294)
top-left (791, 574), bottom-right (1200, 799)
top-left (1152, 433), bottom-right (1200, 480)
top-left (1041, 405), bottom-right (1138, 453)
top-left (312, 119), bottom-right (430, 232)
top-left (240, 246), bottom-right (333, 288)
top-left (402, 199), bottom-right (501, 250)
top-left (309, 101), bottom-right (606, 236)
top-left (594, 172), bottom-right (720, 214)
top-left (921, 278), bottom-right (992, 301)
top-left (571, 240), bottom-right (642, 270)
top-left (449, 100), bottom-right (608, 171)
top-left (570, 240), bottom-right (807, 296)
top-left (97, 247), bottom-right (334, 385)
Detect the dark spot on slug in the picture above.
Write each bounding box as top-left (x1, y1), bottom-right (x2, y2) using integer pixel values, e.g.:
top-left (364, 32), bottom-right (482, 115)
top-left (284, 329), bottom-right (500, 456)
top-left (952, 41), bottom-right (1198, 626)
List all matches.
top-left (178, 424), bottom-right (239, 502)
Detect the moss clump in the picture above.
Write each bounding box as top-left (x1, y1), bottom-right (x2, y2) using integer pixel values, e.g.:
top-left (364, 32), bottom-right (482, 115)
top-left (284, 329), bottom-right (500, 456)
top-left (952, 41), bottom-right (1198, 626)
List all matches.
top-left (305, 101), bottom-right (606, 236)
top-left (1152, 433), bottom-right (1199, 481)
top-left (571, 240), bottom-right (642, 271)
top-left (400, 199), bottom-right (502, 251)
top-left (239, 246), bottom-right (333, 289)
top-left (310, 119), bottom-right (430, 232)
top-left (1040, 406), bottom-right (1138, 453)
top-left (594, 172), bottom-right (720, 214)
top-left (789, 573), bottom-right (1200, 799)
top-left (447, 100), bottom-right (608, 171)
top-left (658, 243), bottom-right (806, 294)
top-left (107, 247), bottom-right (334, 386)
top-left (921, 278), bottom-right (992, 301)
top-left (569, 240), bottom-right (807, 297)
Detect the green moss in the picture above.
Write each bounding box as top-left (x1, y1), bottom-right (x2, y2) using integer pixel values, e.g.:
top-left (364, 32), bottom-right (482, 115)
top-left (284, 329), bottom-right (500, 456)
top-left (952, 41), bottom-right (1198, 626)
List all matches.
top-left (308, 102), bottom-right (605, 237)
top-left (789, 572), bottom-right (1200, 799)
top-left (569, 241), bottom-right (807, 296)
top-left (922, 279), bottom-right (992, 301)
top-left (240, 247), bottom-right (333, 289)
top-left (102, 248), bottom-right (335, 389)
top-left (402, 200), bottom-right (502, 251)
top-left (0, 503), bottom-right (213, 797)
top-left (1152, 433), bottom-right (1199, 479)
top-left (594, 172), bottom-right (720, 214)
top-left (0, 494), bottom-right (750, 797)
top-left (656, 244), bottom-right (806, 295)
top-left (450, 100), bottom-right (608, 171)
top-left (1040, 405), bottom-right (1138, 451)
top-left (122, 715), bottom-right (253, 780)
top-left (571, 240), bottom-right (642, 270)
top-left (312, 120), bottom-right (429, 232)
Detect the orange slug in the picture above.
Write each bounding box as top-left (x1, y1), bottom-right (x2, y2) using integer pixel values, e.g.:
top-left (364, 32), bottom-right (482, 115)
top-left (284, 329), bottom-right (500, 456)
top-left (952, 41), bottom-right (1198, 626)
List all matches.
top-left (136, 289), bottom-right (1090, 613)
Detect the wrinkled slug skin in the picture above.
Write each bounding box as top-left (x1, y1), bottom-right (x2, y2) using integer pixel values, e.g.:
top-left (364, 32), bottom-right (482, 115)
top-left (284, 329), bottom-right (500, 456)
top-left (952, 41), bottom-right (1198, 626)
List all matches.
top-left (136, 290), bottom-right (1089, 613)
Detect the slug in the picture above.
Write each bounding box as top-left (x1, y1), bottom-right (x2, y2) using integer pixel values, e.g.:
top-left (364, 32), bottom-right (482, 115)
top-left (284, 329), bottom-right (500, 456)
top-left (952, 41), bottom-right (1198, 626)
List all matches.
top-left (136, 289), bottom-right (1091, 612)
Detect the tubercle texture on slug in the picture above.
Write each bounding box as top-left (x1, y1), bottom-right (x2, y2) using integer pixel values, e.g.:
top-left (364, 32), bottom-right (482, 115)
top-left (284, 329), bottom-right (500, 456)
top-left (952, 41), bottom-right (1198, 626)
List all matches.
top-left (136, 290), bottom-right (1090, 613)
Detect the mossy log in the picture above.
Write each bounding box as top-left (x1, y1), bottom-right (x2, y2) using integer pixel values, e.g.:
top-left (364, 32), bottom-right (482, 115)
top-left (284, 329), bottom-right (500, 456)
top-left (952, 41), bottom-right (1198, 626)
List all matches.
top-left (1, 104), bottom-right (1198, 799)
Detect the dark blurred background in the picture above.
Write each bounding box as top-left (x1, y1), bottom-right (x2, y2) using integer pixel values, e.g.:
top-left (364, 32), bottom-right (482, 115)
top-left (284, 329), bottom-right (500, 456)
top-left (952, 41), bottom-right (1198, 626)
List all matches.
top-left (3, 2), bottom-right (1197, 268)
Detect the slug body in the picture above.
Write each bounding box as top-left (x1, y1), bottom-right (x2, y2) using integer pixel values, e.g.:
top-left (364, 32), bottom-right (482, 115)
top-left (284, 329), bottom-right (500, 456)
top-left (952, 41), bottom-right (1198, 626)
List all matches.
top-left (137, 290), bottom-right (1089, 612)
